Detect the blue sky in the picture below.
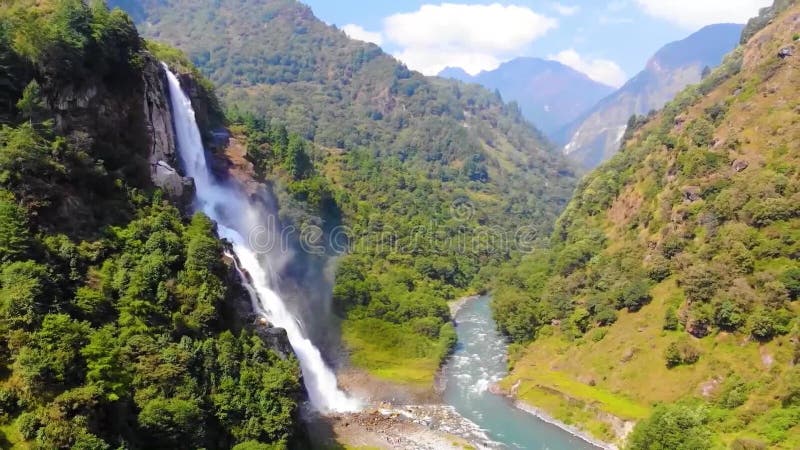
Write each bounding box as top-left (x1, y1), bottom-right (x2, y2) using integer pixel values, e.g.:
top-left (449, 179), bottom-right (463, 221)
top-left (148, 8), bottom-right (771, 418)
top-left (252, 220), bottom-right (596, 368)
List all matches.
top-left (302, 0), bottom-right (771, 87)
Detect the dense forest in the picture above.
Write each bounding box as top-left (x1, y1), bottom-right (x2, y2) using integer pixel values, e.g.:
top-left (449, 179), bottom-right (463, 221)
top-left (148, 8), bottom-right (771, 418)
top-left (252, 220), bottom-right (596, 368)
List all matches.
top-left (111, 0), bottom-right (579, 383)
top-left (493, 1), bottom-right (800, 447)
top-left (0, 2), bottom-right (301, 448)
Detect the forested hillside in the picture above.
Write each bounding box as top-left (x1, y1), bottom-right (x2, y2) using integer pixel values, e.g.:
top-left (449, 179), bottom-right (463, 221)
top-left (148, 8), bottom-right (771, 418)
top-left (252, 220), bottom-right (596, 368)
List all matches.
top-left (0, 2), bottom-right (301, 448)
top-left (111, 0), bottom-right (578, 384)
top-left (493, 1), bottom-right (800, 447)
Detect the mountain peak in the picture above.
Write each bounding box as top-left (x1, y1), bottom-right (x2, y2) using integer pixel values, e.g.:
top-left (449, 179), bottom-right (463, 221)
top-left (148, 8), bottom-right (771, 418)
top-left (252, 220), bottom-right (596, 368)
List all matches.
top-left (439, 56), bottom-right (615, 139)
top-left (563, 22), bottom-right (744, 168)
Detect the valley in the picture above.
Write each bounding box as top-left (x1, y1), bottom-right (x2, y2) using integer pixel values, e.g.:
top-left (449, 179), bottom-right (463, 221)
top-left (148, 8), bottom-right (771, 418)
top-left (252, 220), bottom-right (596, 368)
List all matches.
top-left (1, 0), bottom-right (798, 449)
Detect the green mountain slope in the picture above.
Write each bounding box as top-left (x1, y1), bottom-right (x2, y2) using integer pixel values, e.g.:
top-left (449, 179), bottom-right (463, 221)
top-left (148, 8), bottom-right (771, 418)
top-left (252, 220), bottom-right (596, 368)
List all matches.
top-left (493, 1), bottom-right (800, 448)
top-left (0, 2), bottom-right (301, 448)
top-left (111, 0), bottom-right (578, 384)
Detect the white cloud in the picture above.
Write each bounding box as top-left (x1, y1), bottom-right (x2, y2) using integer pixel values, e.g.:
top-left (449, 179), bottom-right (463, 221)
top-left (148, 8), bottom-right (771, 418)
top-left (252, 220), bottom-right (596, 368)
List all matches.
top-left (550, 49), bottom-right (627, 87)
top-left (552, 2), bottom-right (580, 16)
top-left (342, 24), bottom-right (384, 46)
top-left (635, 0), bottom-right (772, 28)
top-left (383, 3), bottom-right (558, 75)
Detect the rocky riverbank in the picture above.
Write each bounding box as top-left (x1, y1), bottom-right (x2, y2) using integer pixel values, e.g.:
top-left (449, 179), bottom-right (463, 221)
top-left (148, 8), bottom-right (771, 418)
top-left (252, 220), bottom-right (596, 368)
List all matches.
top-left (511, 399), bottom-right (619, 450)
top-left (320, 404), bottom-right (500, 450)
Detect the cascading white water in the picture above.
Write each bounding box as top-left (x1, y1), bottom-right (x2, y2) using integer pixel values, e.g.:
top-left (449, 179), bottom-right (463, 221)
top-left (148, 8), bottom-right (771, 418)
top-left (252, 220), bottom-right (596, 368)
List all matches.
top-left (162, 64), bottom-right (359, 413)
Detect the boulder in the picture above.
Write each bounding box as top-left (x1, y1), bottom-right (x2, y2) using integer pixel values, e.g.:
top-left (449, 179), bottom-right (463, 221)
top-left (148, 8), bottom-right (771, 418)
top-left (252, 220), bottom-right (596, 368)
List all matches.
top-left (256, 326), bottom-right (295, 360)
top-left (778, 46), bottom-right (794, 59)
top-left (687, 320), bottom-right (710, 338)
top-left (152, 160), bottom-right (195, 207)
top-left (682, 186), bottom-right (702, 202)
top-left (732, 159), bottom-right (750, 172)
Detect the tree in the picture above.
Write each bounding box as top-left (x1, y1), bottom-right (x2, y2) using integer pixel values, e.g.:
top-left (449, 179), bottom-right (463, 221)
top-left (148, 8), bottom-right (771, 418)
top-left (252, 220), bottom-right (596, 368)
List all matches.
top-left (14, 314), bottom-right (91, 391)
top-left (617, 279), bottom-right (652, 312)
top-left (714, 300), bottom-right (745, 331)
top-left (138, 397), bottom-right (204, 449)
top-left (664, 338), bottom-right (701, 368)
top-left (663, 307), bottom-right (679, 331)
top-left (780, 268), bottom-right (800, 300)
top-left (0, 260), bottom-right (51, 329)
top-left (627, 403), bottom-right (713, 450)
top-left (0, 189), bottom-right (30, 262)
top-left (681, 265), bottom-right (720, 303)
top-left (749, 309), bottom-right (777, 341)
top-left (283, 134), bottom-right (312, 179)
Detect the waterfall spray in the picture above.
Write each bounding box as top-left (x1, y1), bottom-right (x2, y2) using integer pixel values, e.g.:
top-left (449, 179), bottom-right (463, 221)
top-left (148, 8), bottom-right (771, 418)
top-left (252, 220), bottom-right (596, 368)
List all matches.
top-left (162, 64), bottom-right (359, 413)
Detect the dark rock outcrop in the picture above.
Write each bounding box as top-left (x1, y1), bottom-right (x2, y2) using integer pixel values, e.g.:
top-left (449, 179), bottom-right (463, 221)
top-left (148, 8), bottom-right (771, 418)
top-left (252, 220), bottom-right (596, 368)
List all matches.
top-left (683, 186), bottom-right (702, 202)
top-left (732, 159), bottom-right (750, 172)
top-left (142, 57), bottom-right (195, 207)
top-left (257, 326), bottom-right (295, 359)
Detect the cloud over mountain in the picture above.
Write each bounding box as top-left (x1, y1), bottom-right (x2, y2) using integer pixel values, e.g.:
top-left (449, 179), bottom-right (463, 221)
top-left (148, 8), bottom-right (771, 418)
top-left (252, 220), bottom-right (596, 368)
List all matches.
top-left (383, 3), bottom-right (557, 75)
top-left (342, 24), bottom-right (383, 45)
top-left (635, 0), bottom-right (772, 28)
top-left (550, 49), bottom-right (626, 87)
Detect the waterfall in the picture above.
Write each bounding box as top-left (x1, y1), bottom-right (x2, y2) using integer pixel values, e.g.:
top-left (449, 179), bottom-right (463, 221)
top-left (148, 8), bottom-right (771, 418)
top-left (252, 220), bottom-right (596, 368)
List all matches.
top-left (162, 64), bottom-right (359, 413)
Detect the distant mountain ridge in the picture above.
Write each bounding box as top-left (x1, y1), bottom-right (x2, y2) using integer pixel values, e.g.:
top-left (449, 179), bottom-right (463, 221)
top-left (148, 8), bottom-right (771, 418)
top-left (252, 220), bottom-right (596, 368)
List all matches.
top-left (439, 57), bottom-right (615, 140)
top-left (562, 23), bottom-right (745, 168)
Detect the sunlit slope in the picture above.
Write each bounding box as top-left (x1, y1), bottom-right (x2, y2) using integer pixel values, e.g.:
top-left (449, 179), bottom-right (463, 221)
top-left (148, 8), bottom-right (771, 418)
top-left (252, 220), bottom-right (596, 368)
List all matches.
top-left (496, 1), bottom-right (800, 447)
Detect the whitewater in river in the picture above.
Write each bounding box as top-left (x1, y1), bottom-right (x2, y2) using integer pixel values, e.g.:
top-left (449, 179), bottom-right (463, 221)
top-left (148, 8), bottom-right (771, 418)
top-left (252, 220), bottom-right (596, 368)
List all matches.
top-left (163, 65), bottom-right (359, 413)
top-left (443, 296), bottom-right (603, 450)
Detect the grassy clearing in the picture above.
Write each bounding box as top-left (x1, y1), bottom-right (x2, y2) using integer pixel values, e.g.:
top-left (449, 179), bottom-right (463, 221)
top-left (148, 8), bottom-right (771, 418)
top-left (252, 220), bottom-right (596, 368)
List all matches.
top-left (503, 278), bottom-right (799, 444)
top-left (0, 422), bottom-right (31, 450)
top-left (341, 318), bottom-right (446, 386)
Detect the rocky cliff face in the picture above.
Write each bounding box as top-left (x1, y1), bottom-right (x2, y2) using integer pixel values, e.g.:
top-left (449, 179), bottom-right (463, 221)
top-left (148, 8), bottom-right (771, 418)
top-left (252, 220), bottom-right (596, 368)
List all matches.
top-left (143, 56), bottom-right (195, 206)
top-left (40, 50), bottom-right (195, 208)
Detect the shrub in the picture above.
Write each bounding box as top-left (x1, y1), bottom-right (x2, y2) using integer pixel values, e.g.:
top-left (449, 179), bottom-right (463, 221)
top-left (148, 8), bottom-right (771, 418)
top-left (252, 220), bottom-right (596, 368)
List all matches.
top-left (232, 442), bottom-right (285, 450)
top-left (617, 279), bottom-right (652, 312)
top-left (717, 376), bottom-right (750, 409)
top-left (749, 309), bottom-right (777, 341)
top-left (647, 254), bottom-right (672, 282)
top-left (589, 328), bottom-right (608, 342)
top-left (780, 268), bottom-right (800, 300)
top-left (594, 306), bottom-right (618, 327)
top-left (663, 307), bottom-right (679, 331)
top-left (681, 265), bottom-right (721, 303)
top-left (664, 338), bottom-right (701, 368)
top-left (685, 118), bottom-right (715, 148)
top-left (17, 412), bottom-right (40, 440)
top-left (661, 236), bottom-right (686, 259)
top-left (627, 403), bottom-right (713, 450)
top-left (714, 300), bottom-right (746, 332)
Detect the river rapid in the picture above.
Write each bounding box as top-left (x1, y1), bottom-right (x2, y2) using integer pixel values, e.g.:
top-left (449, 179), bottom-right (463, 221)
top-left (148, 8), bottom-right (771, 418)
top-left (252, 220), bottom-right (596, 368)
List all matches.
top-left (443, 296), bottom-right (603, 450)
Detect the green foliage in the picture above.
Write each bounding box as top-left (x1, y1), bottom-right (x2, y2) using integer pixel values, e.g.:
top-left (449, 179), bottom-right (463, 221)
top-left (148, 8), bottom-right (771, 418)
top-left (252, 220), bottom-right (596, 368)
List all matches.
top-left (663, 307), bottom-right (679, 331)
top-left (780, 267), bottom-right (800, 300)
top-left (0, 5), bottom-right (302, 448)
top-left (616, 279), bottom-right (652, 312)
top-left (716, 376), bottom-right (750, 409)
top-left (664, 338), bottom-right (701, 368)
top-left (0, 190), bottom-right (31, 263)
top-left (627, 403), bottom-right (713, 450)
top-left (684, 118), bottom-right (715, 148)
top-left (138, 397), bottom-right (204, 448)
top-left (232, 441), bottom-right (286, 450)
top-left (680, 265), bottom-right (720, 303)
